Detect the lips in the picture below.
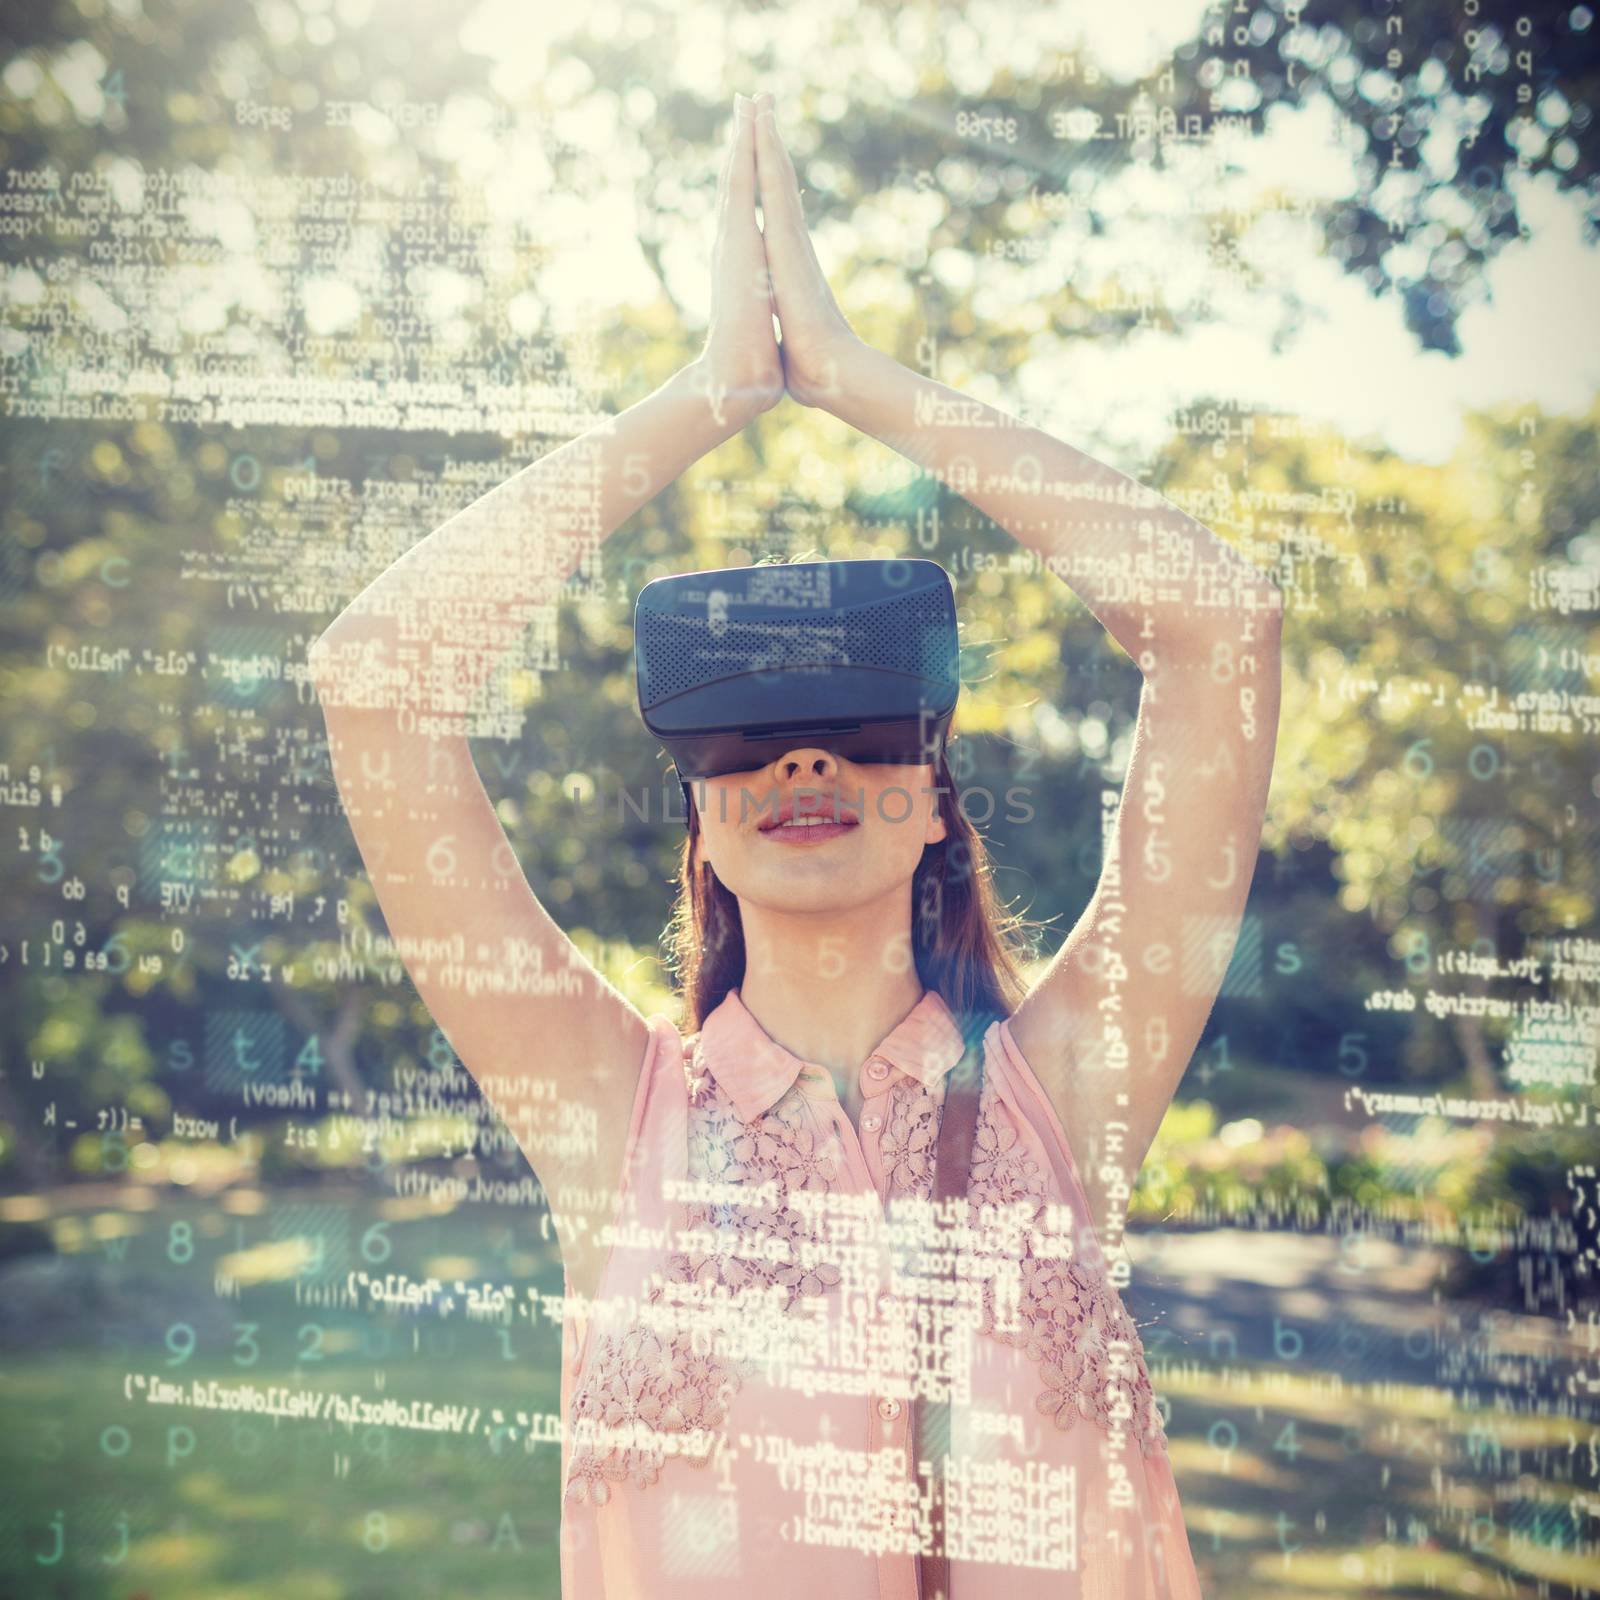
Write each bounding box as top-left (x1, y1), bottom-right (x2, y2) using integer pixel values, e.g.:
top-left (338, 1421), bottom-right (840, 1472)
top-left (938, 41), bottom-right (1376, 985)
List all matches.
top-left (757, 795), bottom-right (862, 832)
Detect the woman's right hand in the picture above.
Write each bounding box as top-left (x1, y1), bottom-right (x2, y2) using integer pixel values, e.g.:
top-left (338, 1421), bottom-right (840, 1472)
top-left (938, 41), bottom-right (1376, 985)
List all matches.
top-left (751, 93), bottom-right (864, 410)
top-left (694, 93), bottom-right (785, 427)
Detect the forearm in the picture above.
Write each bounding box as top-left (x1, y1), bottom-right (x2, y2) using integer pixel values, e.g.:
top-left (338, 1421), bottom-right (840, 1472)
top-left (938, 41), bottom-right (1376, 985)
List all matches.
top-left (308, 357), bottom-right (745, 725)
top-left (822, 341), bottom-right (1283, 670)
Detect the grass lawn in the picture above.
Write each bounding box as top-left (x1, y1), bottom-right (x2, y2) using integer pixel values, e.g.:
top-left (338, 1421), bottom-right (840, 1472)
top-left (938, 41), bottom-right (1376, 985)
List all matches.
top-left (1, 1186), bottom-right (1592, 1597)
top-left (1, 1185), bottom-right (568, 1598)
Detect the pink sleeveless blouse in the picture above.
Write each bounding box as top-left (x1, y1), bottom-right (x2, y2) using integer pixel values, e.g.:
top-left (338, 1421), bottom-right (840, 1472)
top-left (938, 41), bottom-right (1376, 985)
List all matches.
top-left (557, 986), bottom-right (1203, 1597)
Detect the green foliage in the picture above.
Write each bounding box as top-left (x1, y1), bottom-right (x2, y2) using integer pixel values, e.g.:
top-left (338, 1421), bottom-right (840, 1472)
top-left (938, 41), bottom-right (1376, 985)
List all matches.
top-left (0, 0), bottom-right (1593, 1333)
top-left (1, 10), bottom-right (1595, 1593)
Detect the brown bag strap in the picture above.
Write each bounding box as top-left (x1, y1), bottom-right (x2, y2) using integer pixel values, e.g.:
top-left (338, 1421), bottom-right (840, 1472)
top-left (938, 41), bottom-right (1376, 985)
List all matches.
top-left (914, 1026), bottom-right (986, 1600)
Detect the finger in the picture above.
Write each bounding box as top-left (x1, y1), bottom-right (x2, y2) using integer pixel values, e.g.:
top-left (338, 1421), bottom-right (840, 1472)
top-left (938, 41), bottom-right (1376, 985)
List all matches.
top-left (752, 94), bottom-right (805, 227)
top-left (716, 103), bottom-right (739, 217)
top-left (752, 99), bottom-right (827, 302)
top-left (753, 96), bottom-right (828, 309)
top-left (726, 96), bottom-right (757, 220)
top-left (716, 99), bottom-right (770, 317)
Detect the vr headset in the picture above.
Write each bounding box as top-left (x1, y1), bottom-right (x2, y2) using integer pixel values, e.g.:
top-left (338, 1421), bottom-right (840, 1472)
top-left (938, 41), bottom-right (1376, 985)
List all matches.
top-left (634, 558), bottom-right (960, 815)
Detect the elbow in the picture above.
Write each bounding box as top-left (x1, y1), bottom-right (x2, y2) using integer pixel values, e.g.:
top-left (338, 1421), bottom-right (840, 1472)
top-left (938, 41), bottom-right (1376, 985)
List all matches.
top-left (307, 620), bottom-right (365, 679)
top-left (1166, 587), bottom-right (1283, 674)
top-left (1239, 585), bottom-right (1285, 658)
top-left (307, 611), bottom-right (400, 682)
top-left (306, 634), bottom-right (342, 689)
top-left (1249, 570), bottom-right (1286, 628)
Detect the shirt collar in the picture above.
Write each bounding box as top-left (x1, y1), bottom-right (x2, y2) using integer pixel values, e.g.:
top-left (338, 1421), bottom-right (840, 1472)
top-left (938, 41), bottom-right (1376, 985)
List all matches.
top-left (694, 985), bottom-right (969, 1123)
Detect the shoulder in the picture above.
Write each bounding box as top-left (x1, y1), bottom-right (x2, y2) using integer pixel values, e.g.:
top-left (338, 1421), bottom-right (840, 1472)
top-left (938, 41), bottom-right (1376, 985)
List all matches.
top-left (977, 1013), bottom-right (1070, 1156)
top-left (626, 1012), bottom-right (691, 1092)
top-left (637, 1014), bottom-right (706, 1098)
top-left (678, 1030), bottom-right (710, 1099)
top-left (610, 1016), bottom-right (700, 1189)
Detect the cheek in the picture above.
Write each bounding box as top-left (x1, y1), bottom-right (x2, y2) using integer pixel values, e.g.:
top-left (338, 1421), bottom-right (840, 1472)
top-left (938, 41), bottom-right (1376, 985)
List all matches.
top-left (699, 782), bottom-right (761, 830)
top-left (861, 802), bottom-right (932, 863)
top-left (694, 806), bottom-right (746, 871)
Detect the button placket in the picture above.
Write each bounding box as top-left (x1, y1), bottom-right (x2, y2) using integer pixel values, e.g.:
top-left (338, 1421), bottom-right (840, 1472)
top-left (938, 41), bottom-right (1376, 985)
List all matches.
top-left (860, 1054), bottom-right (894, 1131)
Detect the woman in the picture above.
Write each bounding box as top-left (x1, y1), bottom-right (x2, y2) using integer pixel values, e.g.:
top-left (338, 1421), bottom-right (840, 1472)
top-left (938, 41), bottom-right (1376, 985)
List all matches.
top-left (312, 90), bottom-right (1282, 1598)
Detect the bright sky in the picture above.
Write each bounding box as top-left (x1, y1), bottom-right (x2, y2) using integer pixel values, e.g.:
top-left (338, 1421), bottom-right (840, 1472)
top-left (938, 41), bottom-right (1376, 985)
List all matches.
top-left (1015, 160), bottom-right (1600, 470)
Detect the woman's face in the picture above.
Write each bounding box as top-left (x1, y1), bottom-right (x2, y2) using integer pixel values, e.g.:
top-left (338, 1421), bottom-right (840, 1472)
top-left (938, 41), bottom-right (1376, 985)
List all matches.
top-left (691, 746), bottom-right (948, 915)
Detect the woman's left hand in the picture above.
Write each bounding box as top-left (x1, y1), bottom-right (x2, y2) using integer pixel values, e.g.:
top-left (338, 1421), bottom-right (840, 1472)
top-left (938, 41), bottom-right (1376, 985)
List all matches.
top-left (751, 92), bottom-right (864, 409)
top-left (695, 93), bottom-right (786, 427)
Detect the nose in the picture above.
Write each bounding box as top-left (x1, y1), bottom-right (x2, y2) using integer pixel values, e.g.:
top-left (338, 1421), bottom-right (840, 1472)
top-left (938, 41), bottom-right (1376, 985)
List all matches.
top-left (773, 747), bottom-right (839, 782)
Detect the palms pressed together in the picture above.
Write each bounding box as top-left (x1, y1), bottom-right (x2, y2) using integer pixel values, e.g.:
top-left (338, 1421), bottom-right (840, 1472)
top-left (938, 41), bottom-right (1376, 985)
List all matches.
top-left (698, 90), bottom-right (860, 423)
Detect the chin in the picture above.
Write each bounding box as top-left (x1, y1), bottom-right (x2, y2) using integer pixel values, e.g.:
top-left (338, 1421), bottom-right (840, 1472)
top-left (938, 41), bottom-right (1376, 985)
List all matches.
top-left (735, 849), bottom-right (917, 909)
top-left (741, 881), bottom-right (890, 919)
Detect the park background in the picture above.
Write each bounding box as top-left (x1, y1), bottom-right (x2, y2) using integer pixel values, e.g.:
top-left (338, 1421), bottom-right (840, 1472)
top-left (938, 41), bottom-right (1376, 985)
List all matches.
top-left (1, 0), bottom-right (1598, 1595)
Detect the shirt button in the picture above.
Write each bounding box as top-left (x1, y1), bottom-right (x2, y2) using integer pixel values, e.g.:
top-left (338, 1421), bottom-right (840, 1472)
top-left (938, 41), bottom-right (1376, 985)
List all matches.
top-left (866, 1057), bottom-right (890, 1080)
top-left (862, 1113), bottom-right (882, 1132)
top-left (876, 1396), bottom-right (902, 1421)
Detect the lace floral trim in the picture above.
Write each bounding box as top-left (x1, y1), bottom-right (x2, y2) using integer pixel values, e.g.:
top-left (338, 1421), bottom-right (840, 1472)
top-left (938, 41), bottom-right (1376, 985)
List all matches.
top-left (565, 1031), bottom-right (1167, 1504)
top-left (874, 1063), bottom-right (1169, 1460)
top-left (964, 1071), bottom-right (1169, 1459)
top-left (563, 1324), bottom-right (738, 1504)
top-left (566, 1038), bottom-right (842, 1504)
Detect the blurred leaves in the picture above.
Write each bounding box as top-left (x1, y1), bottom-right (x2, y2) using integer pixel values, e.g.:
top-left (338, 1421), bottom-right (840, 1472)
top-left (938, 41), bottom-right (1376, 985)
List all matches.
top-left (0, 2), bottom-right (1594, 1226)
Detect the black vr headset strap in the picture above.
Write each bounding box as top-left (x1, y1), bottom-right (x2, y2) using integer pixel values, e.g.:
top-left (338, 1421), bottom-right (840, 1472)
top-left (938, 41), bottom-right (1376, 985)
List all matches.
top-left (913, 1019), bottom-right (986, 1600)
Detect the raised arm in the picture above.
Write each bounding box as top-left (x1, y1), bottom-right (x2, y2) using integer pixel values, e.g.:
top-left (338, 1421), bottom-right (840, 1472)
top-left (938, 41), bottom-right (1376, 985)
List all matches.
top-left (307, 94), bottom-right (781, 1310)
top-left (750, 92), bottom-right (1284, 1263)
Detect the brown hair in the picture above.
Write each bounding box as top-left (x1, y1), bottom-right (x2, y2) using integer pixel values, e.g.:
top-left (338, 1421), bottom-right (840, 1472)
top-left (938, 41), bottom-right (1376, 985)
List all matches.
top-left (661, 739), bottom-right (1044, 1049)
